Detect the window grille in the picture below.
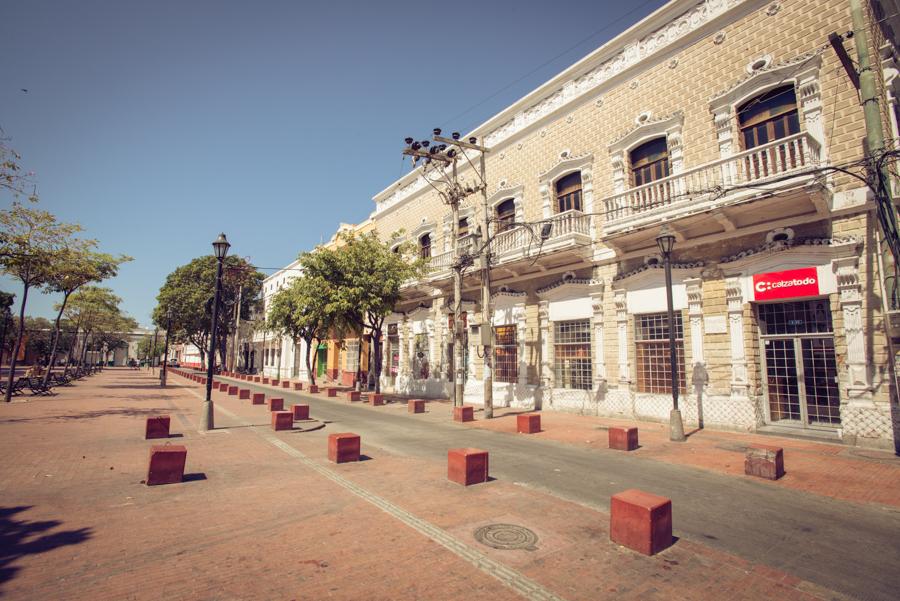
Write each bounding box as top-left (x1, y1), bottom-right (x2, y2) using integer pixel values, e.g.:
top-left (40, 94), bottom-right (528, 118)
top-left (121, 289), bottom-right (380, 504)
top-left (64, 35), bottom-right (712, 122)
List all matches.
top-left (553, 320), bottom-right (592, 390)
top-left (346, 340), bottom-right (359, 372)
top-left (412, 334), bottom-right (429, 380)
top-left (635, 312), bottom-right (685, 394)
top-left (493, 325), bottom-right (517, 383)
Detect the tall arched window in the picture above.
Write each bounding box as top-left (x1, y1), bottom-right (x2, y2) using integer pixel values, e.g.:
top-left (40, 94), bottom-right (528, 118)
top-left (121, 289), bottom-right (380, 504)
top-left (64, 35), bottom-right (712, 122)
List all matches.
top-left (555, 172), bottom-right (582, 213)
top-left (630, 137), bottom-right (670, 186)
top-left (419, 233), bottom-right (431, 259)
top-left (738, 85), bottom-right (799, 149)
top-left (496, 198), bottom-right (516, 231)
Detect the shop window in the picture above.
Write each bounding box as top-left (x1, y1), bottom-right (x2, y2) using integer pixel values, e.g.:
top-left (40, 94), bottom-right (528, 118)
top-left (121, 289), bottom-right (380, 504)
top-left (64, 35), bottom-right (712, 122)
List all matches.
top-left (419, 234), bottom-right (431, 259)
top-left (496, 199), bottom-right (516, 232)
top-left (630, 137), bottom-right (670, 187)
top-left (555, 172), bottom-right (582, 213)
top-left (635, 313), bottom-right (686, 394)
top-left (738, 85), bottom-right (800, 150)
top-left (553, 320), bottom-right (592, 390)
top-left (493, 325), bottom-right (517, 383)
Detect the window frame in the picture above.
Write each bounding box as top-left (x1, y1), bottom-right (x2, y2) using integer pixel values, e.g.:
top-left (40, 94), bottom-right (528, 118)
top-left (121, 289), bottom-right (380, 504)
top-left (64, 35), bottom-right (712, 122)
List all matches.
top-left (419, 233), bottom-right (432, 259)
top-left (630, 137), bottom-right (670, 187)
top-left (635, 312), bottom-right (686, 394)
top-left (493, 325), bottom-right (518, 384)
top-left (555, 172), bottom-right (583, 213)
top-left (552, 319), bottom-right (592, 390)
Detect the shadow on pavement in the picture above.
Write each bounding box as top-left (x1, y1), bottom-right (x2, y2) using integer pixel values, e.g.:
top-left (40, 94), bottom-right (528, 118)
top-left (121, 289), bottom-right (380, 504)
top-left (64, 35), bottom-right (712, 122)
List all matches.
top-left (0, 506), bottom-right (92, 592)
top-left (0, 407), bottom-right (171, 424)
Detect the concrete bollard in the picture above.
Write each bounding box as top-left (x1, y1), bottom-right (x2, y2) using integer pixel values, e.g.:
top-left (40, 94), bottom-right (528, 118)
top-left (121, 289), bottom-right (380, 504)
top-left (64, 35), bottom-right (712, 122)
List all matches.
top-left (327, 387), bottom-right (337, 397)
top-left (408, 399), bottom-right (425, 413)
top-left (292, 404), bottom-right (310, 420)
top-left (271, 411), bottom-right (293, 431)
top-left (346, 390), bottom-right (361, 402)
top-left (282, 381), bottom-right (291, 389)
top-left (610, 489), bottom-right (673, 556)
top-left (293, 382), bottom-right (303, 391)
top-left (268, 398), bottom-right (284, 412)
top-left (517, 413), bottom-right (541, 434)
top-left (147, 445), bottom-right (187, 486)
top-left (370, 393), bottom-right (384, 406)
top-left (252, 392), bottom-right (265, 405)
top-left (145, 415), bottom-right (170, 439)
top-left (453, 406), bottom-right (474, 422)
top-left (227, 385), bottom-right (238, 396)
top-left (745, 444), bottom-right (785, 480)
top-left (609, 427), bottom-right (639, 451)
top-left (309, 384), bottom-right (319, 393)
top-left (447, 448), bottom-right (489, 486)
top-left (328, 433), bottom-right (361, 463)
top-left (239, 389), bottom-right (250, 400)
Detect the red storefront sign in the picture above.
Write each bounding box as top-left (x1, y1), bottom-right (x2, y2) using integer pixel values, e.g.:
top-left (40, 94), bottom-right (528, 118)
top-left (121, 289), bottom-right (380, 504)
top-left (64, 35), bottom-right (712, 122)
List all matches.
top-left (752, 267), bottom-right (820, 301)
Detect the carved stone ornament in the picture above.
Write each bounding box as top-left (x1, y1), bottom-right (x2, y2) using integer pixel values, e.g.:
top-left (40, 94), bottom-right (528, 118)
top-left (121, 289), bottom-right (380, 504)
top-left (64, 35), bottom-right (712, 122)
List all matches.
top-left (714, 31), bottom-right (726, 45)
top-left (766, 2), bottom-right (781, 16)
top-left (630, 80), bottom-right (639, 89)
top-left (595, 96), bottom-right (604, 107)
top-left (668, 58), bottom-right (679, 69)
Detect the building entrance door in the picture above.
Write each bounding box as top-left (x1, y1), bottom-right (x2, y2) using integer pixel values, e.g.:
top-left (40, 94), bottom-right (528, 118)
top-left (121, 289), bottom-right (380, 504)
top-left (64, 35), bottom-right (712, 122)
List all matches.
top-left (758, 299), bottom-right (841, 429)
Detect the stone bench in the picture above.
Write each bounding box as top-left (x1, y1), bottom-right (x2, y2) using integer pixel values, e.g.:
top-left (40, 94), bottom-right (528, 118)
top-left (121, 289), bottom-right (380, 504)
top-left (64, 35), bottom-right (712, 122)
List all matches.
top-left (517, 413), bottom-right (541, 434)
top-left (328, 433), bottom-right (360, 463)
top-left (745, 444), bottom-right (784, 480)
top-left (147, 445), bottom-right (187, 486)
top-left (448, 448), bottom-right (489, 486)
top-left (610, 489), bottom-right (673, 555)
top-left (609, 427), bottom-right (639, 451)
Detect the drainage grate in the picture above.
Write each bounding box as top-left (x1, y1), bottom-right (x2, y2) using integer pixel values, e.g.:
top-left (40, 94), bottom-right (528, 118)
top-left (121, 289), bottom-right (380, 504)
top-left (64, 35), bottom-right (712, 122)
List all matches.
top-left (474, 524), bottom-right (539, 551)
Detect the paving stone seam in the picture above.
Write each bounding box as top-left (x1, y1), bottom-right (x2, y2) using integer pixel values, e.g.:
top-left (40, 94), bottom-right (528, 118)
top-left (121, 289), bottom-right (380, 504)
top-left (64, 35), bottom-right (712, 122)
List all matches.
top-left (187, 385), bottom-right (567, 601)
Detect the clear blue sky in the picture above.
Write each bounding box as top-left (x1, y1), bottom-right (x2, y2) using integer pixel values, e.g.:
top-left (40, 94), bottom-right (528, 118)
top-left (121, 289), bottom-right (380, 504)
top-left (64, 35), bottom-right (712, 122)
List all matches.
top-left (1, 0), bottom-right (667, 327)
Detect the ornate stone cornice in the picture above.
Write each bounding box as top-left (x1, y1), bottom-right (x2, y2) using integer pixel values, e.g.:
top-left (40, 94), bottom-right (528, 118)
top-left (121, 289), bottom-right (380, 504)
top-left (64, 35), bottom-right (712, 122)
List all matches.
top-left (718, 236), bottom-right (860, 264)
top-left (610, 111), bottom-right (684, 149)
top-left (536, 277), bottom-right (600, 295)
top-left (613, 261), bottom-right (705, 282)
top-left (709, 49), bottom-right (822, 107)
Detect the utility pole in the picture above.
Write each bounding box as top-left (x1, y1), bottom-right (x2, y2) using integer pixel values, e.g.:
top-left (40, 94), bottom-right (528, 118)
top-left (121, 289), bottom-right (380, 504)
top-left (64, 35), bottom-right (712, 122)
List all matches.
top-left (402, 130), bottom-right (469, 408)
top-left (433, 132), bottom-right (494, 418)
top-left (831, 3), bottom-right (900, 407)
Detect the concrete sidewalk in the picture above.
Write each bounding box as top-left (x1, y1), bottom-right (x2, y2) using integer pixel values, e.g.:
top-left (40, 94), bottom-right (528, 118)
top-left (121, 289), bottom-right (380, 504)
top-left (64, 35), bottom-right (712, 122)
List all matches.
top-left (0, 368), bottom-right (887, 600)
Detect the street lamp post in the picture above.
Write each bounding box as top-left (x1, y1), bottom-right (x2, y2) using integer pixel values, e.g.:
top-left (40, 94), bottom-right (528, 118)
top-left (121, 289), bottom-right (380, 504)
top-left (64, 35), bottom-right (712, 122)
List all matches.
top-left (656, 224), bottom-right (686, 442)
top-left (203, 233), bottom-right (230, 431)
top-left (150, 327), bottom-right (158, 372)
top-left (161, 310), bottom-right (172, 388)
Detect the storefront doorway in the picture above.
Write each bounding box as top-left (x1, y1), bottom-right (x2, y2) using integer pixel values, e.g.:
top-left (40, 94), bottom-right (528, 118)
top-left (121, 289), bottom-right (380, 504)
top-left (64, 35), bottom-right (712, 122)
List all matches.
top-left (758, 299), bottom-right (841, 429)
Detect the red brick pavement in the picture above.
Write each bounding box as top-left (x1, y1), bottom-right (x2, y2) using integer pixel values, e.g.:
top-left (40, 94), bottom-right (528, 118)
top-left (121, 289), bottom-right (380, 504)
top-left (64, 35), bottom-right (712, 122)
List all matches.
top-left (0, 369), bottom-right (858, 600)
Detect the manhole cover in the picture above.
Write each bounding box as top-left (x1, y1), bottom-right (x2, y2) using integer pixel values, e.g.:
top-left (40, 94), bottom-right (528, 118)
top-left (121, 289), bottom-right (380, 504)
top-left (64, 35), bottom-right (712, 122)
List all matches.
top-left (473, 524), bottom-right (539, 551)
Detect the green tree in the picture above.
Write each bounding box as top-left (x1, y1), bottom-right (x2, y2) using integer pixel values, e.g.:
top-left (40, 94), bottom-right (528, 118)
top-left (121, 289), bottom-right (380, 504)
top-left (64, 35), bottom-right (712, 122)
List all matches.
top-left (306, 231), bottom-right (424, 393)
top-left (0, 291), bottom-right (14, 366)
top-left (154, 256), bottom-right (263, 371)
top-left (267, 273), bottom-right (335, 387)
top-left (42, 241), bottom-right (131, 384)
top-left (136, 334), bottom-right (165, 364)
top-left (63, 286), bottom-right (123, 370)
top-left (0, 202), bottom-right (81, 401)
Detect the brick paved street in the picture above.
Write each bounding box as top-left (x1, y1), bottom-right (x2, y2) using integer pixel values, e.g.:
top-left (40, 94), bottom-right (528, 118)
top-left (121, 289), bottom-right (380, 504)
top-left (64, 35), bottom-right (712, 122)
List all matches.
top-left (1, 368), bottom-right (898, 600)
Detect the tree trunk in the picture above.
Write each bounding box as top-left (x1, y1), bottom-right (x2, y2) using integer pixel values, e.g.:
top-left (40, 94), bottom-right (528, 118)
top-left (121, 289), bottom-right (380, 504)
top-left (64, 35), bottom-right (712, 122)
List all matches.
top-left (372, 328), bottom-right (383, 394)
top-left (43, 291), bottom-right (72, 386)
top-left (5, 284), bottom-right (30, 402)
top-left (306, 336), bottom-right (317, 387)
top-left (356, 333), bottom-right (363, 390)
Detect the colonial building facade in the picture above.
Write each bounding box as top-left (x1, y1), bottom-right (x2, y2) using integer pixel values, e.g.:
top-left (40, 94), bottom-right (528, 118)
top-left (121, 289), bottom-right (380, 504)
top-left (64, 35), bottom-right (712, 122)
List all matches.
top-left (356, 0), bottom-right (899, 450)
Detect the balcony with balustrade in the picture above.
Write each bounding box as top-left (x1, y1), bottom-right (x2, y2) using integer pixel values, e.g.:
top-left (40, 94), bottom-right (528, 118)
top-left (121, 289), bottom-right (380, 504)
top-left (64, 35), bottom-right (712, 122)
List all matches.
top-left (424, 209), bottom-right (592, 281)
top-left (598, 132), bottom-right (829, 250)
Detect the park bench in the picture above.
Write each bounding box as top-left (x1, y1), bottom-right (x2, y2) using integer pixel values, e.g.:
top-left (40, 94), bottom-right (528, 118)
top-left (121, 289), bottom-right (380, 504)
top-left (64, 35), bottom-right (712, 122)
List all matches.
top-left (27, 378), bottom-right (55, 396)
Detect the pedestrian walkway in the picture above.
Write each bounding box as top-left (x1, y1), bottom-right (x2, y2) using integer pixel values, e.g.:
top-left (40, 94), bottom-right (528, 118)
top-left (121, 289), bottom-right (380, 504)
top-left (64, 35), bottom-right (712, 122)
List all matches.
top-left (0, 368), bottom-right (887, 600)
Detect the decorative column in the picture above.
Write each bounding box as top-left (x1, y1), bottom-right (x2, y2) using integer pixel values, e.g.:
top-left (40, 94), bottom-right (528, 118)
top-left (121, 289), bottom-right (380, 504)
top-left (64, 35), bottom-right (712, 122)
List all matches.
top-left (714, 111), bottom-right (736, 185)
top-left (538, 301), bottom-right (552, 387)
top-left (684, 277), bottom-right (704, 367)
top-left (615, 288), bottom-right (629, 386)
top-left (590, 287), bottom-right (606, 386)
top-left (798, 74), bottom-right (824, 160)
top-left (834, 257), bottom-right (871, 400)
top-left (539, 183), bottom-right (552, 219)
top-left (516, 307), bottom-right (527, 387)
top-left (725, 277), bottom-right (748, 398)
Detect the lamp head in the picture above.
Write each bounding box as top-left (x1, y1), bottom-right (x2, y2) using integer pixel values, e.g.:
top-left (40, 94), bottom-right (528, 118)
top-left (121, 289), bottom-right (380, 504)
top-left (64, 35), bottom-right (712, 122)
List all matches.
top-left (468, 136), bottom-right (477, 144)
top-left (212, 232), bottom-right (230, 259)
top-left (422, 140), bottom-right (430, 148)
top-left (433, 128), bottom-right (441, 136)
top-left (655, 224), bottom-right (676, 256)
top-left (404, 137), bottom-right (414, 145)
top-left (452, 132), bottom-right (460, 140)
